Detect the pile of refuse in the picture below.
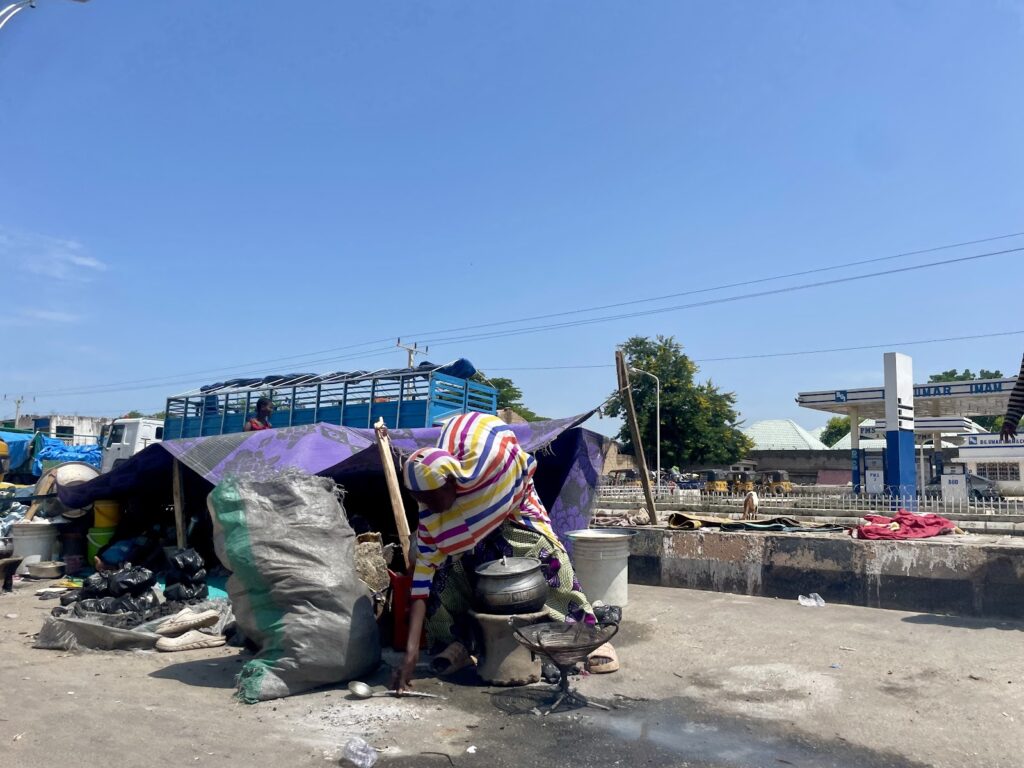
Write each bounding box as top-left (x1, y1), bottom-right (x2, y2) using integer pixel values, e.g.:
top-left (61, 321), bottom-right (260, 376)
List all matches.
top-left (163, 547), bottom-right (209, 602)
top-left (63, 565), bottom-right (159, 617)
top-left (49, 549), bottom-right (212, 624)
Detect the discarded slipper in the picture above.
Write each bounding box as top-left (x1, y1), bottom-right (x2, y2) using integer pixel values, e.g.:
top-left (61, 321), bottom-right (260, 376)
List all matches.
top-left (155, 630), bottom-right (226, 652)
top-left (429, 641), bottom-right (473, 676)
top-left (587, 642), bottom-right (619, 674)
top-left (155, 608), bottom-right (219, 637)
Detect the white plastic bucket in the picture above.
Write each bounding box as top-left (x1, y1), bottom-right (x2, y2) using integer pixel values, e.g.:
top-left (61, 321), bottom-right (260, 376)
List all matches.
top-left (12, 522), bottom-right (59, 575)
top-left (566, 529), bottom-right (636, 607)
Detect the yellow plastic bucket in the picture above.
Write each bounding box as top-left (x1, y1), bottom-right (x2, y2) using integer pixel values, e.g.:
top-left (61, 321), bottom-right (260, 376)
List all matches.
top-left (94, 500), bottom-right (122, 528)
top-left (86, 526), bottom-right (117, 563)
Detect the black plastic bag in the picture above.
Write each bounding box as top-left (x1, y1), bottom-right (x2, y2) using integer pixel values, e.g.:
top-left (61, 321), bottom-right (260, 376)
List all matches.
top-left (80, 572), bottom-right (110, 599)
top-left (75, 596), bottom-right (119, 615)
top-left (59, 591), bottom-right (80, 607)
top-left (164, 582), bottom-right (209, 602)
top-left (107, 566), bottom-right (155, 598)
top-left (166, 566), bottom-right (207, 586)
top-left (111, 591), bottom-right (157, 614)
top-left (168, 548), bottom-right (205, 574)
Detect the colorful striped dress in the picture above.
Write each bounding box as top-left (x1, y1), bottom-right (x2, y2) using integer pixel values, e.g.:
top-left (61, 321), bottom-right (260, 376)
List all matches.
top-left (403, 412), bottom-right (560, 601)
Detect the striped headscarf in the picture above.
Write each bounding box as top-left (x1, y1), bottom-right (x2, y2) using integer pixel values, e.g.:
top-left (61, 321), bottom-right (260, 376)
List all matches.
top-left (401, 411), bottom-right (559, 600)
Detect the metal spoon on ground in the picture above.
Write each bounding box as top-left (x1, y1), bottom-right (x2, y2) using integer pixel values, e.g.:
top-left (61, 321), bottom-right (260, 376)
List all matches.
top-left (347, 681), bottom-right (446, 700)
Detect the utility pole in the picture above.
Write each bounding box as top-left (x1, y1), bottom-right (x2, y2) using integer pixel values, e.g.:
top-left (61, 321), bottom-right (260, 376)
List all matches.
top-left (616, 350), bottom-right (658, 524)
top-left (396, 338), bottom-right (429, 369)
top-left (3, 394), bottom-right (26, 426)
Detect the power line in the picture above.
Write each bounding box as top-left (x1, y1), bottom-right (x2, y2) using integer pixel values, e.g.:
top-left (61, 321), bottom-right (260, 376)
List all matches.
top-left (481, 329), bottom-right (1024, 371)
top-left (25, 339), bottom-right (397, 398)
top-left (391, 229), bottom-right (1024, 342)
top-left (693, 329), bottom-right (1024, 363)
top-left (27, 348), bottom-right (399, 399)
top-left (407, 246), bottom-right (1024, 348)
top-left (17, 232), bottom-right (1024, 400)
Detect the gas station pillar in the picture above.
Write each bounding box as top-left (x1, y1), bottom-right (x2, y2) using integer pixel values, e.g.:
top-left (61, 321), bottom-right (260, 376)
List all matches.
top-left (850, 406), bottom-right (861, 494)
top-left (883, 352), bottom-right (917, 504)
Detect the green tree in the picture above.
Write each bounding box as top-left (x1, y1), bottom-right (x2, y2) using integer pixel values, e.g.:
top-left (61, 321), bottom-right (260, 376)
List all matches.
top-left (604, 335), bottom-right (752, 467)
top-left (927, 368), bottom-right (1004, 431)
top-left (819, 416), bottom-right (850, 447)
top-left (123, 410), bottom-right (166, 420)
top-left (473, 374), bottom-right (545, 422)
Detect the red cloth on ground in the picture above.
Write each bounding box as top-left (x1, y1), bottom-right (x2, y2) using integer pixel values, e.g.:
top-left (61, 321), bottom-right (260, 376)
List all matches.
top-left (851, 509), bottom-right (956, 540)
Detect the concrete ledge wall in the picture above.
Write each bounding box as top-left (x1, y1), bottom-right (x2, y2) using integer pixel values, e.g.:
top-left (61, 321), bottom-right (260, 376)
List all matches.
top-left (598, 499), bottom-right (1024, 536)
top-left (628, 529), bottom-right (1024, 618)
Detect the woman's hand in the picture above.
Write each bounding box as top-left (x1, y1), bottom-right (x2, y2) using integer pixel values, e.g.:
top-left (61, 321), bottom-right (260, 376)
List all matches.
top-left (391, 598), bottom-right (426, 694)
top-left (391, 651), bottom-right (418, 694)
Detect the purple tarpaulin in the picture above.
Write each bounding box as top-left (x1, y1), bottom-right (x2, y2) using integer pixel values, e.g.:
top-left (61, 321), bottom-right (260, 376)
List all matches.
top-left (58, 414), bottom-right (607, 543)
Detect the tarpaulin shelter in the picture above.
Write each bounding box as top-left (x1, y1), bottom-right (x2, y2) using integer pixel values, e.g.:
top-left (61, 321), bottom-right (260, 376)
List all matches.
top-left (58, 413), bottom-right (609, 548)
top-left (0, 430), bottom-right (33, 474)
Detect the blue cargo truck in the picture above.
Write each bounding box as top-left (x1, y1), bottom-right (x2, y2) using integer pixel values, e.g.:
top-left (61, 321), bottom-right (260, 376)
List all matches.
top-left (162, 359), bottom-right (498, 439)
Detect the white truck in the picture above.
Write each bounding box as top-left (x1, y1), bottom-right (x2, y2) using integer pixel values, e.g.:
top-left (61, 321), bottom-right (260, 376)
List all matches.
top-left (100, 418), bottom-right (164, 473)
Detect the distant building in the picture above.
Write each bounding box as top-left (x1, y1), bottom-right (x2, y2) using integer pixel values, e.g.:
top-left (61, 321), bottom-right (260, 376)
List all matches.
top-left (743, 419), bottom-right (829, 451)
top-left (16, 414), bottom-right (111, 445)
top-left (497, 408), bottom-right (529, 425)
top-left (602, 440), bottom-right (639, 474)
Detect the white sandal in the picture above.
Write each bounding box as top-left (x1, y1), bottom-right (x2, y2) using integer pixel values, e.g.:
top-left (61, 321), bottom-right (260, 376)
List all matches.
top-left (155, 630), bottom-right (226, 652)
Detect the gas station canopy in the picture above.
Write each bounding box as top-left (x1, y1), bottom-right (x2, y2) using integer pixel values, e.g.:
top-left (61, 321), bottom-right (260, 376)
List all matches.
top-left (797, 377), bottom-right (1018, 421)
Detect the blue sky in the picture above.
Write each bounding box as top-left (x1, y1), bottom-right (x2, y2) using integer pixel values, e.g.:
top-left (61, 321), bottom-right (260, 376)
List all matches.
top-left (1, 1), bottom-right (1023, 433)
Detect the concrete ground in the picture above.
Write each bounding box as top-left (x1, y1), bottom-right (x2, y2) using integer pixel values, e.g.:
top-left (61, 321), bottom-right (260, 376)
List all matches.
top-left (2, 582), bottom-right (1022, 768)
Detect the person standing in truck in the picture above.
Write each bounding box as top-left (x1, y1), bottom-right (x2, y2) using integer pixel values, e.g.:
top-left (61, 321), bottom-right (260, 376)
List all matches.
top-left (244, 397), bottom-right (273, 432)
top-left (1001, 354), bottom-right (1024, 442)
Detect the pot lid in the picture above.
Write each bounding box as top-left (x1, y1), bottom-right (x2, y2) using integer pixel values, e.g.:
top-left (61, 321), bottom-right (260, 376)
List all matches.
top-left (475, 556), bottom-right (542, 577)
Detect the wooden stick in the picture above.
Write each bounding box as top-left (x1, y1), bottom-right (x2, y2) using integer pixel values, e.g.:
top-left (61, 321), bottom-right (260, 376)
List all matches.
top-left (375, 418), bottom-right (412, 571)
top-left (616, 350), bottom-right (658, 524)
top-left (25, 471), bottom-right (55, 522)
top-left (172, 459), bottom-right (186, 549)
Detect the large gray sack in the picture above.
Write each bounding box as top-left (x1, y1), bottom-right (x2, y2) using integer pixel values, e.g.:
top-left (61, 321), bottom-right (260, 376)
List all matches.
top-left (209, 471), bottom-right (380, 703)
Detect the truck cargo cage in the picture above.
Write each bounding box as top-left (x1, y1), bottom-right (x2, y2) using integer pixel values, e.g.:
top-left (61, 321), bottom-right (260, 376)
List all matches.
top-left (162, 359), bottom-right (498, 439)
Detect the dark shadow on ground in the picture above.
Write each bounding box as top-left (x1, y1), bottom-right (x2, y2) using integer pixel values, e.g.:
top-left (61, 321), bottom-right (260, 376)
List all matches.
top-left (148, 657), bottom-right (243, 688)
top-left (902, 613), bottom-right (1024, 631)
top-left (379, 691), bottom-right (935, 768)
top-left (489, 686), bottom-right (587, 715)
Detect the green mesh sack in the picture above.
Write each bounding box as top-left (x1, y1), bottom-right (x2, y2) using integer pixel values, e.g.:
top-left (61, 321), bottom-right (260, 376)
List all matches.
top-left (209, 471), bottom-right (380, 703)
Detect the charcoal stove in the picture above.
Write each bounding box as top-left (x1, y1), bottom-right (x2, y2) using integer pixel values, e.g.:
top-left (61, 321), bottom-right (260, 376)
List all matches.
top-left (511, 621), bottom-right (618, 715)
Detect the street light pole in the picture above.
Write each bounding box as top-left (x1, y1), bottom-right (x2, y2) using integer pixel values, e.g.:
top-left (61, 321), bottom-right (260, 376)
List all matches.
top-left (0, 0), bottom-right (90, 36)
top-left (0, 2), bottom-right (34, 34)
top-left (629, 367), bottom-right (660, 494)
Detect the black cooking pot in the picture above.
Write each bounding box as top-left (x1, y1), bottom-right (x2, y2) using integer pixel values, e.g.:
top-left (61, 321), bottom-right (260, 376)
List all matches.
top-left (473, 556), bottom-right (548, 615)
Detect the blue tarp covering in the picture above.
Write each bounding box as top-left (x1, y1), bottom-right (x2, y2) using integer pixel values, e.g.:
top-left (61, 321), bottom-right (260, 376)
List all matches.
top-left (0, 430), bottom-right (32, 471)
top-left (31, 435), bottom-right (102, 475)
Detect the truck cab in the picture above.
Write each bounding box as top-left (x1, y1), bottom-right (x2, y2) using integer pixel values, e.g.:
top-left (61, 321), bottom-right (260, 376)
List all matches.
top-left (101, 418), bottom-right (164, 473)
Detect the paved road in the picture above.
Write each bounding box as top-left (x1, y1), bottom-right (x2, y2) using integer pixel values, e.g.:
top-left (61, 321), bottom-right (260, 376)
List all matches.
top-left (1, 583), bottom-right (1021, 767)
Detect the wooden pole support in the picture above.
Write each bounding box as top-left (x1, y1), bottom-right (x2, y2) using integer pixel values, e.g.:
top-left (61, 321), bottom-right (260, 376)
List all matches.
top-left (375, 418), bottom-right (412, 571)
top-left (616, 350), bottom-right (658, 524)
top-left (172, 459), bottom-right (186, 549)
